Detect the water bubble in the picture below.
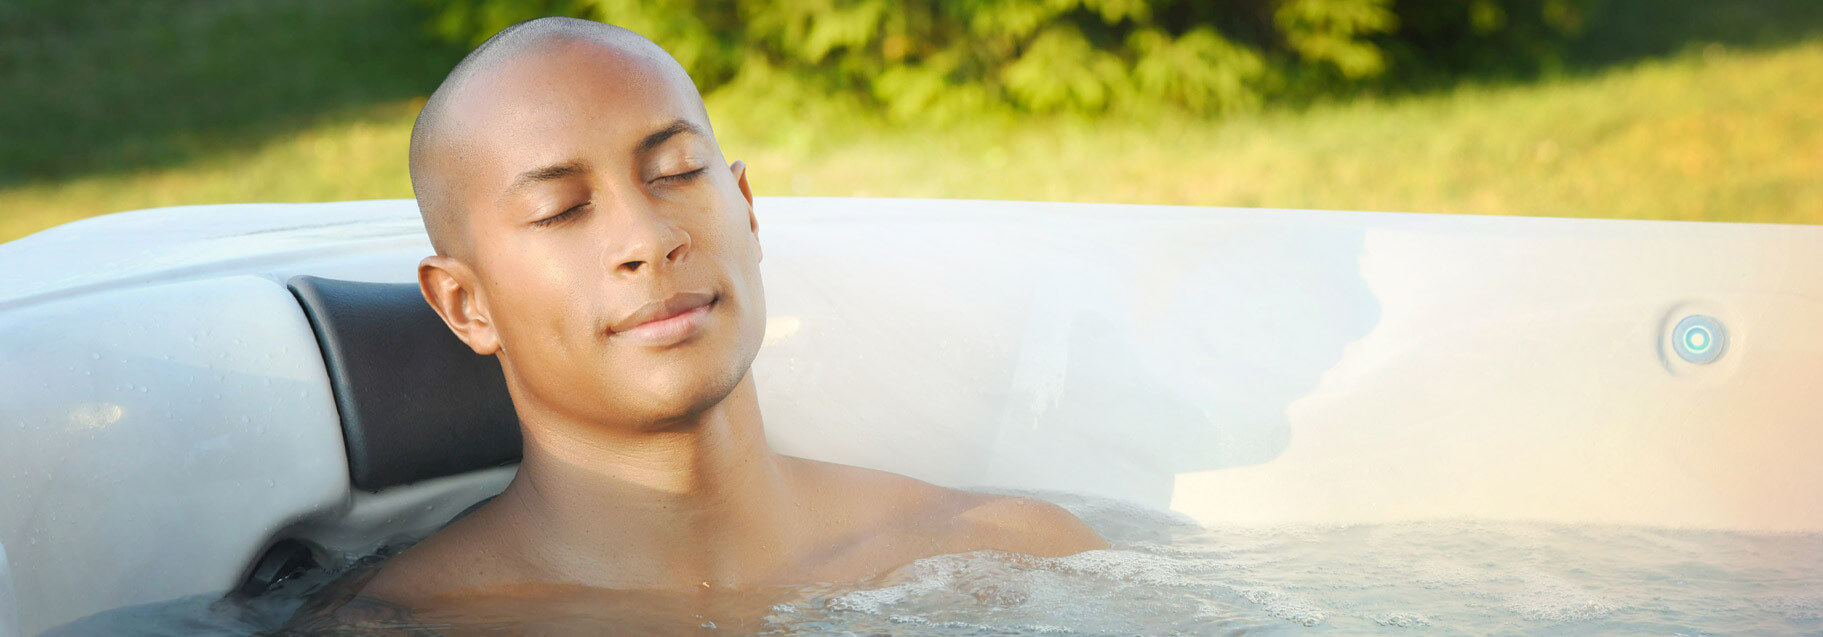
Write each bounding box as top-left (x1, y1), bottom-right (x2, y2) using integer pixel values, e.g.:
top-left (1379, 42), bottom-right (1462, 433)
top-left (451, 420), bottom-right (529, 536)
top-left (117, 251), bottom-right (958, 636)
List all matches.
top-left (89, 352), bottom-right (100, 360)
top-left (137, 386), bottom-right (148, 393)
top-left (700, 621), bottom-right (716, 630)
top-left (265, 478), bottom-right (276, 488)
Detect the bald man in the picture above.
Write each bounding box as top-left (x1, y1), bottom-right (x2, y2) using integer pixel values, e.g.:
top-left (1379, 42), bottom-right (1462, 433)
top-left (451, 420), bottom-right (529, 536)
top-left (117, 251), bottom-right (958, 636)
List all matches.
top-left (299, 16), bottom-right (1104, 630)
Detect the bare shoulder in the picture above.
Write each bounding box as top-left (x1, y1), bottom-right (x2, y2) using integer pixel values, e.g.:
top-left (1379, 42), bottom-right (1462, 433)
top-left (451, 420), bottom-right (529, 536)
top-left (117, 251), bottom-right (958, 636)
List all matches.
top-left (788, 456), bottom-right (929, 492)
top-left (352, 544), bottom-right (456, 607)
top-left (785, 456), bottom-right (957, 518)
top-left (350, 506), bottom-right (525, 608)
top-left (782, 457), bottom-right (1106, 563)
top-left (951, 493), bottom-right (1109, 557)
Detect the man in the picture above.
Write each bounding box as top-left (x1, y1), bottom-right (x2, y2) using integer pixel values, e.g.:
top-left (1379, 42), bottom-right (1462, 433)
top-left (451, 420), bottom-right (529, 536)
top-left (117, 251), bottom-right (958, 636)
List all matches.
top-left (327, 15), bottom-right (1104, 628)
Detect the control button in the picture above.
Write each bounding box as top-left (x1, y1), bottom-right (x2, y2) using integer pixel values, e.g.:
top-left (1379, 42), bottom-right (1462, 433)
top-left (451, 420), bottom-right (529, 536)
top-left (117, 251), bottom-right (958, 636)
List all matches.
top-left (1671, 315), bottom-right (1726, 364)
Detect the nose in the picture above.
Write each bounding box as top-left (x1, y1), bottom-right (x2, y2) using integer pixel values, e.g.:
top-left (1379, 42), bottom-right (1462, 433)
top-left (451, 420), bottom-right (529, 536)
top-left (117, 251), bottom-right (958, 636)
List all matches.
top-left (603, 202), bottom-right (692, 276)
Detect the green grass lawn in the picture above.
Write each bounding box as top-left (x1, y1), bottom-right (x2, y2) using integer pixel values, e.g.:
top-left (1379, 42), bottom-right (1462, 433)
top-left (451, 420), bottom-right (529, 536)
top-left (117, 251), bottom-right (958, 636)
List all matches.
top-left (2, 7), bottom-right (1818, 242)
top-left (715, 39), bottom-right (1822, 225)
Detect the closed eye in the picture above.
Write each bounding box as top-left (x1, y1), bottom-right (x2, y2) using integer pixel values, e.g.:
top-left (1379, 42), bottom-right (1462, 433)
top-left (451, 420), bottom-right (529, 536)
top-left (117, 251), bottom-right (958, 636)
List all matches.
top-left (655, 167), bottom-right (707, 184)
top-left (532, 202), bottom-right (587, 228)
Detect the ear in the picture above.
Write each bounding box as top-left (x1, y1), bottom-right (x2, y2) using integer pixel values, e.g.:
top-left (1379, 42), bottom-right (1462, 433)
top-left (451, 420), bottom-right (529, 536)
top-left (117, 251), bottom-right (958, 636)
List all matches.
top-left (418, 255), bottom-right (502, 356)
top-left (731, 159), bottom-right (761, 262)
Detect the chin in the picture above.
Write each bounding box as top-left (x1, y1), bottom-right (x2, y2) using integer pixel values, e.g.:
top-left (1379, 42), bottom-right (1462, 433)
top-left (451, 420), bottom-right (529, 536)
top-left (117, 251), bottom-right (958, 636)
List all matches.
top-left (621, 359), bottom-right (751, 428)
top-left (601, 305), bottom-right (766, 429)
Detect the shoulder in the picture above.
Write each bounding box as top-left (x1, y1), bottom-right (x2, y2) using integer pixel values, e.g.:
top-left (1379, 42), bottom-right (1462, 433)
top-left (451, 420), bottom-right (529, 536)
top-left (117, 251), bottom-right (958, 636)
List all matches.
top-left (349, 506), bottom-right (528, 608)
top-left (350, 550), bottom-right (447, 608)
top-left (790, 457), bottom-right (928, 494)
top-left (951, 494), bottom-right (1109, 557)
top-left (783, 457), bottom-right (1107, 559)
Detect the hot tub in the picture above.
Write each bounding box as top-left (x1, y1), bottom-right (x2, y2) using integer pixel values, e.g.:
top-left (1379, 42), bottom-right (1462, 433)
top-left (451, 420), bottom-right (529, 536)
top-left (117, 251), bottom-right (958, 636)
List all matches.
top-left (1, 198), bottom-right (1819, 635)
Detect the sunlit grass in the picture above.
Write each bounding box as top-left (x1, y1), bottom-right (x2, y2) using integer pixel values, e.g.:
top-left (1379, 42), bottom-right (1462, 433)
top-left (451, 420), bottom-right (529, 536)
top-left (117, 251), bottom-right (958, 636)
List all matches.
top-left (725, 40), bottom-right (1822, 224)
top-left (3, 39), bottom-right (1818, 243)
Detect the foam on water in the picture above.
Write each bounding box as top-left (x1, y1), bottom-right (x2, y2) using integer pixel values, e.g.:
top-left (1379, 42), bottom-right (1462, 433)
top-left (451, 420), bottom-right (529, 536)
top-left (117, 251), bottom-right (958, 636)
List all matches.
top-left (753, 492), bottom-right (1823, 635)
top-left (1499, 573), bottom-right (1622, 623)
top-left (43, 491), bottom-right (1823, 636)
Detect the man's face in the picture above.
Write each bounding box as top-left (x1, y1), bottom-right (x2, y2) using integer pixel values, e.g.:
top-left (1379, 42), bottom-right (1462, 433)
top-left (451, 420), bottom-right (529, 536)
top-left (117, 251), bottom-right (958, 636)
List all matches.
top-left (431, 38), bottom-right (766, 431)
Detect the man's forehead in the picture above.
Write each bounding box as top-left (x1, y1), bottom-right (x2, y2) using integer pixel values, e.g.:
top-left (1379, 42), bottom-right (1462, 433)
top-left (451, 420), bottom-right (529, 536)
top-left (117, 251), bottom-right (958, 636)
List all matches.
top-left (439, 36), bottom-right (709, 155)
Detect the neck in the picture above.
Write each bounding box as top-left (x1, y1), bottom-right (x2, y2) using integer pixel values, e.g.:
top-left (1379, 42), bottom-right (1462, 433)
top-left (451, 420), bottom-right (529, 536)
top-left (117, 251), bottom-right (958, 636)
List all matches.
top-left (498, 372), bottom-right (799, 590)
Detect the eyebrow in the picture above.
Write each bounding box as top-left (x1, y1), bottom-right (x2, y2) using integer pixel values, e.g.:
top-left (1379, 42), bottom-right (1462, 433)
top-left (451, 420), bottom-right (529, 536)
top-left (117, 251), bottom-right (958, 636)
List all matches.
top-left (503, 160), bottom-right (587, 199)
top-left (638, 119), bottom-right (706, 154)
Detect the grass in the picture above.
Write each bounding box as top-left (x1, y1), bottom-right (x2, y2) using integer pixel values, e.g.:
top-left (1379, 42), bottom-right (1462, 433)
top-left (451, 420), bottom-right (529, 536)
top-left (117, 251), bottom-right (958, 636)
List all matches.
top-left (714, 40), bottom-right (1823, 224)
top-left (0, 0), bottom-right (460, 183)
top-left (2, 2), bottom-right (1820, 242)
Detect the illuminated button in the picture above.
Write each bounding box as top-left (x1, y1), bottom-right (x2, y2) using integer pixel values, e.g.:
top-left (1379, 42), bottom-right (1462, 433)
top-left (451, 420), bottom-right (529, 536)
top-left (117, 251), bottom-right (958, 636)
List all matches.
top-left (1671, 315), bottom-right (1726, 364)
top-left (1685, 327), bottom-right (1710, 352)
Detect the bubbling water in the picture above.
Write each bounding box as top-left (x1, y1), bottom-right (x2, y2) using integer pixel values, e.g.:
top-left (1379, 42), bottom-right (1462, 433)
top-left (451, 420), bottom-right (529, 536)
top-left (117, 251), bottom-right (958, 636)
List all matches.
top-left (42, 491), bottom-right (1823, 636)
top-left (760, 492), bottom-right (1823, 635)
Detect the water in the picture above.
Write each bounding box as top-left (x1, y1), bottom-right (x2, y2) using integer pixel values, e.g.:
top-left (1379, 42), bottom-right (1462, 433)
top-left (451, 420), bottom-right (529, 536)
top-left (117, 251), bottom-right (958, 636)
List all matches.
top-left (44, 492), bottom-right (1823, 635)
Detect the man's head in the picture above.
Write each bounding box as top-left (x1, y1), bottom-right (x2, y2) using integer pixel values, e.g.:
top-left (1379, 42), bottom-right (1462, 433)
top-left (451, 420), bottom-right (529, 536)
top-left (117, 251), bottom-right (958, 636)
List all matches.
top-left (410, 17), bottom-right (766, 432)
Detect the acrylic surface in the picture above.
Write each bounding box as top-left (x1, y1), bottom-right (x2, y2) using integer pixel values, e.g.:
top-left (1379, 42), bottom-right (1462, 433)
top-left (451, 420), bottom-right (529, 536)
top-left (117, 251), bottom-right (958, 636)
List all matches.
top-left (3, 198), bottom-right (1821, 634)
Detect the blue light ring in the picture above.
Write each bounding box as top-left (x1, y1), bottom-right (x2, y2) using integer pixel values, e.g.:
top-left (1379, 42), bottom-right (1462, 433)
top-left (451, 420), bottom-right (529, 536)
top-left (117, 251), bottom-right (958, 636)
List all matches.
top-left (1671, 315), bottom-right (1727, 364)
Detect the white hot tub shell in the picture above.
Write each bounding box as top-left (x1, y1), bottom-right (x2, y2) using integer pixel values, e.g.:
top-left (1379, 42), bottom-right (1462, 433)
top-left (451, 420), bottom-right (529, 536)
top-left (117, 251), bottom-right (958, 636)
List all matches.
top-left (1, 198), bottom-right (1820, 635)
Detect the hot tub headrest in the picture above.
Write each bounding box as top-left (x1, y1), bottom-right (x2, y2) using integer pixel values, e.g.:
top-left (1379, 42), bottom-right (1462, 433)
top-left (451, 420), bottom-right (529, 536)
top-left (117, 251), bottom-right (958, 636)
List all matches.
top-left (287, 275), bottom-right (521, 491)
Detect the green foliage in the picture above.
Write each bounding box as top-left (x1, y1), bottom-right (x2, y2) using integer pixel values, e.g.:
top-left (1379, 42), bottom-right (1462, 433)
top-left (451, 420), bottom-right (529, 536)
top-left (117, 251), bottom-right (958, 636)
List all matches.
top-left (1376, 0), bottom-right (1588, 84)
top-left (1129, 27), bottom-right (1267, 114)
top-left (421, 0), bottom-right (1399, 118)
top-left (425, 0), bottom-right (1719, 118)
top-left (1275, 0), bottom-right (1398, 79)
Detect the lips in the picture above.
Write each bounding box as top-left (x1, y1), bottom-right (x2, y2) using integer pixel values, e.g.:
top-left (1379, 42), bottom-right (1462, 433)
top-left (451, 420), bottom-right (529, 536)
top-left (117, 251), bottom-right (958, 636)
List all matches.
top-left (608, 290), bottom-right (714, 344)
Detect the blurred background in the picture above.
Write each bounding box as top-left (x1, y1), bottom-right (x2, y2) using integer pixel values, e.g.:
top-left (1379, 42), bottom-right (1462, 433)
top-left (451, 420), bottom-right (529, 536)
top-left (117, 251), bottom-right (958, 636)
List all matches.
top-left (1, 0), bottom-right (1818, 243)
